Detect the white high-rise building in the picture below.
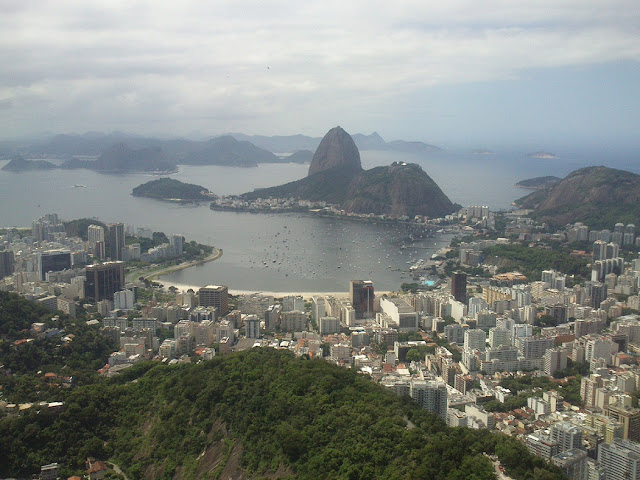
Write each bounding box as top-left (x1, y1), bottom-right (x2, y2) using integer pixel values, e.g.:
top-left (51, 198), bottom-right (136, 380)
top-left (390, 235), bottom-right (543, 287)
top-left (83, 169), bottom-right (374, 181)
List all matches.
top-left (464, 329), bottom-right (486, 351)
top-left (598, 439), bottom-right (640, 480)
top-left (312, 296), bottom-right (326, 321)
top-left (88, 224), bottom-right (105, 244)
top-left (113, 289), bottom-right (135, 310)
top-left (319, 316), bottom-right (340, 335)
top-left (489, 327), bottom-right (511, 348)
top-left (410, 379), bottom-right (447, 419)
top-left (283, 295), bottom-right (305, 312)
top-left (551, 422), bottom-right (583, 453)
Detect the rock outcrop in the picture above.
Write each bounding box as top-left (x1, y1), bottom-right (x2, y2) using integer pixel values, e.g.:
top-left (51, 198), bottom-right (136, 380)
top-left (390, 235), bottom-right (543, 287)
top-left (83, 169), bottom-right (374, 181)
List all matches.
top-left (308, 126), bottom-right (362, 176)
top-left (344, 162), bottom-right (455, 217)
top-left (242, 127), bottom-right (457, 218)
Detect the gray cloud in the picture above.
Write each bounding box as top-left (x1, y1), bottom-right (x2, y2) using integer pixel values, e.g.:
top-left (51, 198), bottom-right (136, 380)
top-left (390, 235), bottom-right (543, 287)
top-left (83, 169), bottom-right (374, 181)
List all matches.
top-left (1, 1), bottom-right (639, 141)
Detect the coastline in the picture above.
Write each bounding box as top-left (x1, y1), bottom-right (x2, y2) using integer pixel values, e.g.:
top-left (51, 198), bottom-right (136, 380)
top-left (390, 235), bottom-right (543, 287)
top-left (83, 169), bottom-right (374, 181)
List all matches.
top-left (153, 279), bottom-right (392, 300)
top-left (130, 248), bottom-right (223, 284)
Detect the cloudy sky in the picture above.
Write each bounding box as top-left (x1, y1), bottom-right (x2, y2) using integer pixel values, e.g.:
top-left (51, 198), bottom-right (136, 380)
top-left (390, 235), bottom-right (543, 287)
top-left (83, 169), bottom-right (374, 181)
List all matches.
top-left (1, 1), bottom-right (639, 148)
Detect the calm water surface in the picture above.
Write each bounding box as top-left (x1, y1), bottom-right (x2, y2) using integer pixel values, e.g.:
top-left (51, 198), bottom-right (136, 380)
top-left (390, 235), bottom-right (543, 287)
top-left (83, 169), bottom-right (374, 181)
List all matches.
top-left (1, 148), bottom-right (637, 291)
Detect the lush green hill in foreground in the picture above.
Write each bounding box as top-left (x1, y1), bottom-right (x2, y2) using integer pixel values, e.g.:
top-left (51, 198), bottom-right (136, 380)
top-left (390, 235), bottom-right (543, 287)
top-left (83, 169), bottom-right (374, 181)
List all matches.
top-left (515, 166), bottom-right (640, 228)
top-left (0, 347), bottom-right (565, 479)
top-left (132, 177), bottom-right (214, 201)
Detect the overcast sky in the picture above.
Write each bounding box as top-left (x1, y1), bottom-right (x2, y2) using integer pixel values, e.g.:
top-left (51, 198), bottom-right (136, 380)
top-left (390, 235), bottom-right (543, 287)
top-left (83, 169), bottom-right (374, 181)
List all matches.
top-left (1, 1), bottom-right (639, 148)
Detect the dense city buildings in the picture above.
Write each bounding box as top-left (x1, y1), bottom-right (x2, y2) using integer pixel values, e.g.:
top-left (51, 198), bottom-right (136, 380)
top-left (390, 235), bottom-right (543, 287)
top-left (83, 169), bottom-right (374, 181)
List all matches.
top-left (5, 208), bottom-right (640, 479)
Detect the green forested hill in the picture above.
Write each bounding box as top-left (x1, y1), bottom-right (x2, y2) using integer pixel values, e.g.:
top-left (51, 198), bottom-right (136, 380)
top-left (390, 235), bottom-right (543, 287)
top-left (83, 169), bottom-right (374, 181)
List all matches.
top-left (0, 292), bottom-right (116, 402)
top-left (515, 166), bottom-right (640, 228)
top-left (0, 347), bottom-right (565, 480)
top-left (132, 177), bottom-right (213, 201)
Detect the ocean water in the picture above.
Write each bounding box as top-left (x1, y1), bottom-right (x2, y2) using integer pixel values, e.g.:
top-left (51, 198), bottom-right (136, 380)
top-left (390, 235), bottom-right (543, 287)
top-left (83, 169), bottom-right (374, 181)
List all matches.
top-left (1, 147), bottom-right (637, 292)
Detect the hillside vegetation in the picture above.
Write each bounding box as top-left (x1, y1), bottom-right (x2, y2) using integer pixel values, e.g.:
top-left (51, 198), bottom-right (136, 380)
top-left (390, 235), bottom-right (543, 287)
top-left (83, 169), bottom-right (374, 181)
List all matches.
top-left (1, 343), bottom-right (565, 479)
top-left (515, 166), bottom-right (640, 228)
top-left (132, 178), bottom-right (213, 201)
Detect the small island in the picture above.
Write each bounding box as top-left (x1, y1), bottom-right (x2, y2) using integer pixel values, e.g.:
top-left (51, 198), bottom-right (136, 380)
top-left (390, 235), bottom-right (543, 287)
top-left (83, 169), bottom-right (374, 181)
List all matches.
top-left (471, 149), bottom-right (494, 155)
top-left (132, 177), bottom-right (215, 202)
top-left (515, 175), bottom-right (562, 190)
top-left (1, 155), bottom-right (57, 171)
top-left (527, 151), bottom-right (557, 159)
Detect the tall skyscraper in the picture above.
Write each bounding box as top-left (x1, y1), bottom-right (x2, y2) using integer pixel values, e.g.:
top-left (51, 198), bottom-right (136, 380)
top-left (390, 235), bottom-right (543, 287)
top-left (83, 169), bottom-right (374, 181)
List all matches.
top-left (85, 261), bottom-right (125, 302)
top-left (350, 280), bottom-right (375, 319)
top-left (37, 250), bottom-right (72, 281)
top-left (88, 224), bottom-right (106, 260)
top-left (593, 240), bottom-right (607, 261)
top-left (0, 250), bottom-right (15, 278)
top-left (245, 315), bottom-right (260, 339)
top-left (198, 285), bottom-right (229, 316)
top-left (107, 223), bottom-right (125, 261)
top-left (451, 272), bottom-right (467, 303)
top-left (88, 224), bottom-right (105, 244)
top-left (170, 234), bottom-right (183, 257)
top-left (590, 282), bottom-right (608, 309)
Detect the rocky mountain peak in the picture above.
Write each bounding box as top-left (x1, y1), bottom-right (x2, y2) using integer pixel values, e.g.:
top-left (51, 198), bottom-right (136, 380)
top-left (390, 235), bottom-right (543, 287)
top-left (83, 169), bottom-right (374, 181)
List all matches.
top-left (308, 126), bottom-right (362, 177)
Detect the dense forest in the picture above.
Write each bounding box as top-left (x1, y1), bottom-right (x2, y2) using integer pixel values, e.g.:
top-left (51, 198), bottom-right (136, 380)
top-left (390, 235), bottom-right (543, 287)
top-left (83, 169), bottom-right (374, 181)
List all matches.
top-left (1, 347), bottom-right (566, 479)
top-left (0, 291), bottom-right (116, 403)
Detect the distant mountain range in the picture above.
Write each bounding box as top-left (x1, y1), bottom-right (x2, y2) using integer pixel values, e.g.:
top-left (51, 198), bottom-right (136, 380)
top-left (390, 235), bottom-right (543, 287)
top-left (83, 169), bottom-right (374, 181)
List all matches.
top-left (0, 130), bottom-right (443, 173)
top-left (515, 166), bottom-right (640, 228)
top-left (242, 126), bottom-right (458, 218)
top-left (6, 130), bottom-right (440, 158)
top-left (229, 131), bottom-right (441, 154)
top-left (3, 144), bottom-right (176, 173)
top-left (181, 136), bottom-right (280, 167)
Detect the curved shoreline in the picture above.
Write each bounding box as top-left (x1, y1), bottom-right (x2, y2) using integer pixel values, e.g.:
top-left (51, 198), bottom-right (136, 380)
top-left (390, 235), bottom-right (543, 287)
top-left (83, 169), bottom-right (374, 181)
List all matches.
top-left (128, 248), bottom-right (223, 284)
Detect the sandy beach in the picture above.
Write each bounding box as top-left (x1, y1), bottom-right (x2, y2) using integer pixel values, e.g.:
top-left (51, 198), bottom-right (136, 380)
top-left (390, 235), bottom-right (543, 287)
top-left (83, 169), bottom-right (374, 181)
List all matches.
top-left (154, 279), bottom-right (392, 299)
top-left (154, 279), bottom-right (351, 299)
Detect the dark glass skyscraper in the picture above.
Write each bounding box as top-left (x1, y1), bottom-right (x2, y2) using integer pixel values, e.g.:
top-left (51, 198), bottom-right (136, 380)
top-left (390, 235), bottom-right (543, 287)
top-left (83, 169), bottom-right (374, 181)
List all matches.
top-left (451, 272), bottom-right (467, 303)
top-left (37, 250), bottom-right (71, 281)
top-left (107, 223), bottom-right (125, 261)
top-left (350, 280), bottom-right (374, 319)
top-left (85, 261), bottom-right (125, 302)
